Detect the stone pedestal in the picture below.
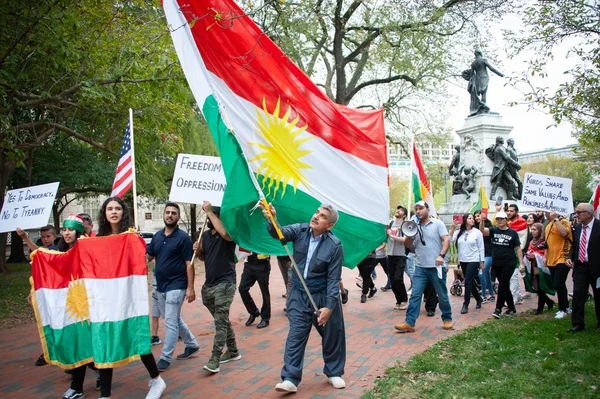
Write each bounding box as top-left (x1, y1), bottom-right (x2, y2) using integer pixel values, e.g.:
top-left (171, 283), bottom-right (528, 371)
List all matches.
top-left (438, 113), bottom-right (514, 225)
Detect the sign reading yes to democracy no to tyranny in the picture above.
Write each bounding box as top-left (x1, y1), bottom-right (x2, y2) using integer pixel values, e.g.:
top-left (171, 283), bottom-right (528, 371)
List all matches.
top-left (169, 154), bottom-right (226, 206)
top-left (0, 182), bottom-right (60, 233)
top-left (521, 172), bottom-right (574, 216)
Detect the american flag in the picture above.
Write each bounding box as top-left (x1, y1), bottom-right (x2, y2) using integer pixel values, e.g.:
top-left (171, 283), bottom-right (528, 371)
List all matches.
top-left (110, 122), bottom-right (134, 198)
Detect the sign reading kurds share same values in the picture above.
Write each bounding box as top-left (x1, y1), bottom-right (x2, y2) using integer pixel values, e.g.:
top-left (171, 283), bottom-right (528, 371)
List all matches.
top-left (169, 154), bottom-right (226, 206)
top-left (0, 182), bottom-right (59, 233)
top-left (31, 233), bottom-right (151, 369)
top-left (522, 172), bottom-right (574, 216)
top-left (163, 0), bottom-right (390, 267)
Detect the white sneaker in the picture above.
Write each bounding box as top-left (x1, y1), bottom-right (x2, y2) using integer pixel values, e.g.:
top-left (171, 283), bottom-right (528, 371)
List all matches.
top-left (145, 376), bottom-right (166, 399)
top-left (275, 380), bottom-right (298, 393)
top-left (555, 311), bottom-right (567, 319)
top-left (328, 376), bottom-right (346, 389)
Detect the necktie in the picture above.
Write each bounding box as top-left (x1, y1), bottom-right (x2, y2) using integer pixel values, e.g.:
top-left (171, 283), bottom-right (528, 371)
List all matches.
top-left (578, 225), bottom-right (588, 263)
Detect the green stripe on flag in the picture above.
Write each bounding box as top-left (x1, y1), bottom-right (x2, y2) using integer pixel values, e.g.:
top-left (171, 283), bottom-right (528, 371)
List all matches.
top-left (203, 95), bottom-right (386, 267)
top-left (43, 315), bottom-right (151, 367)
top-left (412, 173), bottom-right (423, 202)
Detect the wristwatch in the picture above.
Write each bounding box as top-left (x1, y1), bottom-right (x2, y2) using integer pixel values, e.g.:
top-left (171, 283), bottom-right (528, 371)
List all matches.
top-left (438, 253), bottom-right (446, 258)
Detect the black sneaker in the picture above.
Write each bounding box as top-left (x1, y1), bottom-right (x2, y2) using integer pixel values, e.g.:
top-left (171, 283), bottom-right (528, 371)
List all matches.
top-left (151, 336), bottom-right (161, 345)
top-left (35, 354), bottom-right (47, 366)
top-left (157, 358), bottom-right (171, 372)
top-left (95, 370), bottom-right (100, 391)
top-left (368, 287), bottom-right (377, 298)
top-left (62, 388), bottom-right (84, 399)
top-left (176, 346), bottom-right (200, 360)
top-left (341, 288), bottom-right (349, 304)
top-left (492, 309), bottom-right (501, 319)
top-left (360, 294), bottom-right (367, 303)
top-left (504, 308), bottom-right (517, 316)
top-left (426, 310), bottom-right (435, 317)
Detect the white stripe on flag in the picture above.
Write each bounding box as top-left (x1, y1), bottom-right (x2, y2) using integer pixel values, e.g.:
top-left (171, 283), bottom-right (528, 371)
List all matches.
top-left (35, 275), bottom-right (149, 330)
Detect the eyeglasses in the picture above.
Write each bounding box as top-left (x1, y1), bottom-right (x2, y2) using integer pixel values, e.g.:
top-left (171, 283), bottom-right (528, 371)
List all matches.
top-left (575, 210), bottom-right (590, 214)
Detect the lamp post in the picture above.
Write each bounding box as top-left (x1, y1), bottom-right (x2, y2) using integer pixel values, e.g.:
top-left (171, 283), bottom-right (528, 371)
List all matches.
top-left (440, 166), bottom-right (449, 203)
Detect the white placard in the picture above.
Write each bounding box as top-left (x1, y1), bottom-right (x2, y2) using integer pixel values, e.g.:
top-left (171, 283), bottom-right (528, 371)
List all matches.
top-left (0, 182), bottom-right (60, 233)
top-left (169, 154), bottom-right (226, 206)
top-left (521, 172), bottom-right (574, 215)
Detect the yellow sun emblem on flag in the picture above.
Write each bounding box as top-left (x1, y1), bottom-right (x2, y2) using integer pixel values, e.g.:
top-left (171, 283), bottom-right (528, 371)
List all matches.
top-left (65, 277), bottom-right (90, 323)
top-left (249, 97), bottom-right (313, 199)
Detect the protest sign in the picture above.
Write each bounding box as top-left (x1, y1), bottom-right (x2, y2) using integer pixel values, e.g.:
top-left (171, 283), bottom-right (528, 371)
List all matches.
top-left (169, 154), bottom-right (226, 206)
top-left (521, 173), bottom-right (574, 215)
top-left (0, 182), bottom-right (60, 233)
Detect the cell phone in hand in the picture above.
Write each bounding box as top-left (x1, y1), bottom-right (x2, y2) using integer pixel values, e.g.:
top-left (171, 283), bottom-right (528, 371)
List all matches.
top-left (452, 215), bottom-right (463, 224)
top-left (481, 208), bottom-right (489, 218)
top-left (495, 196), bottom-right (503, 206)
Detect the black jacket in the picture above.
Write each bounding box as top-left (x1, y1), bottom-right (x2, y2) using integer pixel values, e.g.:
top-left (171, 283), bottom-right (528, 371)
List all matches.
top-left (569, 218), bottom-right (600, 280)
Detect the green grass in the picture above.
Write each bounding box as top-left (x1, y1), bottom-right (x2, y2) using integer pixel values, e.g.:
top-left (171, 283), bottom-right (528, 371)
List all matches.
top-left (0, 263), bottom-right (35, 328)
top-left (363, 304), bottom-right (600, 399)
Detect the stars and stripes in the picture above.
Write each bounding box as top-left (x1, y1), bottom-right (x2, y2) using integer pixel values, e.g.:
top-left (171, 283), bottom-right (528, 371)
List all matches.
top-left (110, 122), bottom-right (133, 198)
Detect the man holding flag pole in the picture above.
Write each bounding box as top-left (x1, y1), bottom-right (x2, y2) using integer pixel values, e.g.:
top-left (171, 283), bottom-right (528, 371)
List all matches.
top-left (258, 201), bottom-right (346, 393)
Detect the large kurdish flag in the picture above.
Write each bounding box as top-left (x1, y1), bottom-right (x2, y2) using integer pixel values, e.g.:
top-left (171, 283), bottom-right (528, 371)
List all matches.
top-left (31, 233), bottom-right (151, 369)
top-left (163, 0), bottom-right (389, 266)
top-left (411, 142), bottom-right (436, 216)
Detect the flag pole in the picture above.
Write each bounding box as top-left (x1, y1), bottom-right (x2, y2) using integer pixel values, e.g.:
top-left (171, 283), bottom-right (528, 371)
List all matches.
top-left (407, 138), bottom-right (413, 213)
top-left (129, 108), bottom-right (139, 230)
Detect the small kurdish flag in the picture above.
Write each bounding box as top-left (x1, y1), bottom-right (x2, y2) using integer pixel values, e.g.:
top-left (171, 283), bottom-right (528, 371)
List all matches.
top-left (163, 0), bottom-right (389, 267)
top-left (411, 142), bottom-right (436, 216)
top-left (470, 180), bottom-right (490, 214)
top-left (31, 233), bottom-right (151, 369)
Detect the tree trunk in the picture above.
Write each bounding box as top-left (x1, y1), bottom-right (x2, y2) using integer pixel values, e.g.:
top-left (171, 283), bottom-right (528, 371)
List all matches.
top-left (0, 149), bottom-right (18, 273)
top-left (190, 204), bottom-right (197, 240)
top-left (7, 231), bottom-right (27, 263)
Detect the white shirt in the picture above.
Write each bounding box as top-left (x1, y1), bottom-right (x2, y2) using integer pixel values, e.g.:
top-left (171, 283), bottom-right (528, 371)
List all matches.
top-left (451, 228), bottom-right (485, 263)
top-left (579, 220), bottom-right (594, 263)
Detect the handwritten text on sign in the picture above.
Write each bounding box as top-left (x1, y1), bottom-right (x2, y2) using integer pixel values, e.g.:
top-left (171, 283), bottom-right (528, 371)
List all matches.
top-left (521, 173), bottom-right (574, 215)
top-left (0, 182), bottom-right (60, 233)
top-left (169, 154), bottom-right (226, 206)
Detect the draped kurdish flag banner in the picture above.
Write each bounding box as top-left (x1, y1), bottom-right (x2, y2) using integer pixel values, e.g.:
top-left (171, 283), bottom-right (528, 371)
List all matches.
top-left (470, 181), bottom-right (490, 213)
top-left (31, 233), bottom-right (151, 369)
top-left (411, 142), bottom-right (436, 216)
top-left (163, 0), bottom-right (389, 266)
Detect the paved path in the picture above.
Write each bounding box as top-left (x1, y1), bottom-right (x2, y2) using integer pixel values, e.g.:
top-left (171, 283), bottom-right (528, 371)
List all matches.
top-left (0, 261), bottom-right (534, 398)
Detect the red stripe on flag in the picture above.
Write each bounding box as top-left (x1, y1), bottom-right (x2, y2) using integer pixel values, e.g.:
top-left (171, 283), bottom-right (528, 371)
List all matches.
top-left (176, 0), bottom-right (387, 168)
top-left (112, 182), bottom-right (133, 199)
top-left (31, 234), bottom-right (148, 290)
top-left (115, 155), bottom-right (132, 174)
top-left (112, 168), bottom-right (133, 192)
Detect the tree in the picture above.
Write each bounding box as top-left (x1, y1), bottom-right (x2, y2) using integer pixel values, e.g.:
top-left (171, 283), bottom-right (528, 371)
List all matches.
top-left (0, 1), bottom-right (213, 271)
top-left (244, 0), bottom-right (514, 154)
top-left (520, 155), bottom-right (593, 206)
top-left (507, 0), bottom-right (600, 161)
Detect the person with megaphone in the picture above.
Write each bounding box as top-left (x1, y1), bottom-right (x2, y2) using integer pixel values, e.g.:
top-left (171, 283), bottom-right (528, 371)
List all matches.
top-left (395, 201), bottom-right (454, 333)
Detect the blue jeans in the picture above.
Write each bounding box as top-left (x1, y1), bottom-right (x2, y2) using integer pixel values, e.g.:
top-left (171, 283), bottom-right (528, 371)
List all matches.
top-left (480, 256), bottom-right (494, 297)
top-left (157, 289), bottom-right (199, 362)
top-left (405, 253), bottom-right (415, 280)
top-left (405, 266), bottom-right (452, 326)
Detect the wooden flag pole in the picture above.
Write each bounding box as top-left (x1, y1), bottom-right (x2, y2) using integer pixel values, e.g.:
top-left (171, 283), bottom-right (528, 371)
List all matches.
top-left (190, 209), bottom-right (208, 265)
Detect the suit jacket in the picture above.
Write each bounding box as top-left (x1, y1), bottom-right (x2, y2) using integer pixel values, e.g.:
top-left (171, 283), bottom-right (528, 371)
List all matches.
top-left (569, 218), bottom-right (600, 280)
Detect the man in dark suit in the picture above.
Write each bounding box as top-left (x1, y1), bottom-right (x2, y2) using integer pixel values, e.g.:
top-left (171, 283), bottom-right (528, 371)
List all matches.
top-left (566, 203), bottom-right (600, 332)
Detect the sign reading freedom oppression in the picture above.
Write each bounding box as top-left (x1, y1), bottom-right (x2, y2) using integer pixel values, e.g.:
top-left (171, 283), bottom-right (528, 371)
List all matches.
top-left (521, 172), bottom-right (574, 216)
top-left (0, 182), bottom-right (60, 233)
top-left (169, 154), bottom-right (226, 206)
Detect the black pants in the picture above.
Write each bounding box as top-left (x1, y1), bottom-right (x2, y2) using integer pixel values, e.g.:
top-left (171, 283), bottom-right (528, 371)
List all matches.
top-left (357, 257), bottom-right (376, 295)
top-left (460, 262), bottom-right (482, 306)
top-left (388, 255), bottom-right (408, 304)
top-left (537, 289), bottom-right (553, 311)
top-left (550, 264), bottom-right (570, 312)
top-left (494, 265), bottom-right (515, 312)
top-left (424, 280), bottom-right (438, 312)
top-left (98, 354), bottom-right (158, 397)
top-left (239, 261), bottom-right (271, 321)
top-left (571, 263), bottom-right (600, 328)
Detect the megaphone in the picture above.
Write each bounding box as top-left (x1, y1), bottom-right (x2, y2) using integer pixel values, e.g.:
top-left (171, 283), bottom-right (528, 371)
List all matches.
top-left (401, 220), bottom-right (418, 237)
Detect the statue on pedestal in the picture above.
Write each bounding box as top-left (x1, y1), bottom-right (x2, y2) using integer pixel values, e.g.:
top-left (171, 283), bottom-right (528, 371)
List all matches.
top-left (485, 136), bottom-right (521, 200)
top-left (462, 49), bottom-right (504, 116)
top-left (506, 138), bottom-right (523, 199)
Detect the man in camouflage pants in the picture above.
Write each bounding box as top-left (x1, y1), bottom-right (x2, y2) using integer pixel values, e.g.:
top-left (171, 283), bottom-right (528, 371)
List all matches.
top-left (194, 201), bottom-right (240, 373)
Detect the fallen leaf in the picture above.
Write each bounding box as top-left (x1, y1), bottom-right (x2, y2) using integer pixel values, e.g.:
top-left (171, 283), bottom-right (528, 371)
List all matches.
top-left (591, 386), bottom-right (597, 391)
top-left (489, 369), bottom-right (495, 372)
top-left (536, 350), bottom-right (541, 354)
top-left (548, 352), bottom-right (556, 355)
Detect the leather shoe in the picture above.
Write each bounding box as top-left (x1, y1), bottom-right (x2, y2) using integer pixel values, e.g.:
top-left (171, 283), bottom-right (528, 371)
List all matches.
top-left (257, 319), bottom-right (269, 329)
top-left (567, 325), bottom-right (585, 333)
top-left (461, 304), bottom-right (468, 314)
top-left (245, 313), bottom-right (259, 326)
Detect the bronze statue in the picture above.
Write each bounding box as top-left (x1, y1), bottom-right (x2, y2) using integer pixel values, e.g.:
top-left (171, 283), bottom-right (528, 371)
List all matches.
top-left (462, 49), bottom-right (504, 116)
top-left (506, 138), bottom-right (523, 199)
top-left (449, 144), bottom-right (462, 195)
top-left (486, 136), bottom-right (521, 200)
top-left (460, 165), bottom-right (477, 200)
